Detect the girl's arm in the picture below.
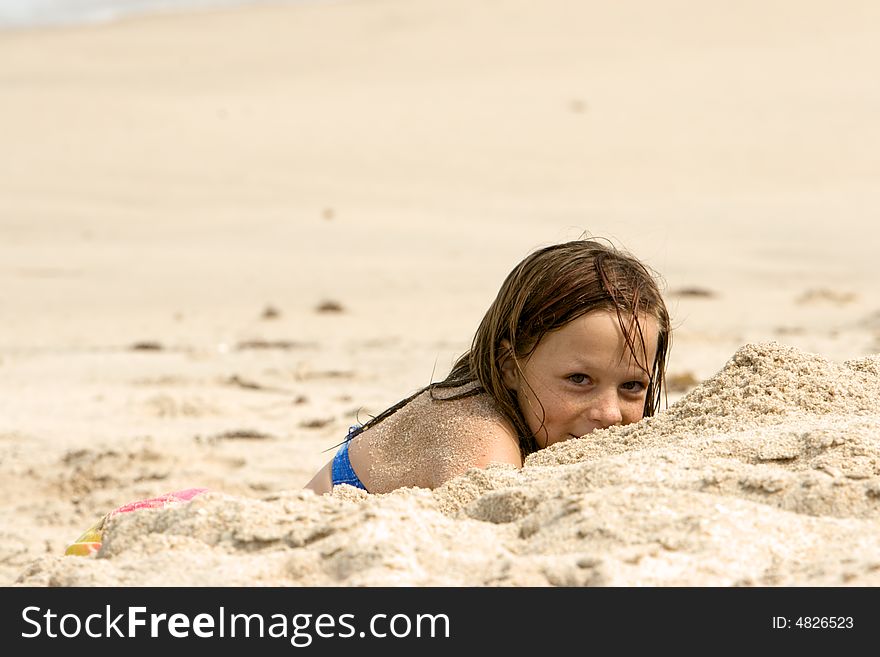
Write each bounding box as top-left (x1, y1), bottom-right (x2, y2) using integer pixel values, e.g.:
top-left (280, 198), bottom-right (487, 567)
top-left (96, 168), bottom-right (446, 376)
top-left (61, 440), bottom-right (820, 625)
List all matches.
top-left (304, 459), bottom-right (333, 495)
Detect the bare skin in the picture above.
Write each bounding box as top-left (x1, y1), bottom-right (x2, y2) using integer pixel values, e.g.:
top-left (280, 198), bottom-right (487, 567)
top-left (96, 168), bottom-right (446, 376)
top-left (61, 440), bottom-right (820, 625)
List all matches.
top-left (304, 385), bottom-right (521, 494)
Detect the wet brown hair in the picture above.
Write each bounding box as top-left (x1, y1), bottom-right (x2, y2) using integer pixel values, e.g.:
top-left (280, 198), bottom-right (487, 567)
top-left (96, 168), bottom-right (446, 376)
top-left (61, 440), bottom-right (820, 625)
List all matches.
top-left (349, 238), bottom-right (671, 459)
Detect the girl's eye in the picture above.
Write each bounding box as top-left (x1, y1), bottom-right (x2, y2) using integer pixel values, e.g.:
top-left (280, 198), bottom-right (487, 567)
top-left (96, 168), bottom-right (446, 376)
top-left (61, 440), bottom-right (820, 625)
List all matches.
top-left (568, 374), bottom-right (590, 385)
top-left (621, 381), bottom-right (647, 393)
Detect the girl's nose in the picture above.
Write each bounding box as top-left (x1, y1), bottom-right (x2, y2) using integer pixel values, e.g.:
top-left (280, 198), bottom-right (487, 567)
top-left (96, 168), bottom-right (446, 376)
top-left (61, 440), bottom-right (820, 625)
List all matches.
top-left (588, 389), bottom-right (623, 428)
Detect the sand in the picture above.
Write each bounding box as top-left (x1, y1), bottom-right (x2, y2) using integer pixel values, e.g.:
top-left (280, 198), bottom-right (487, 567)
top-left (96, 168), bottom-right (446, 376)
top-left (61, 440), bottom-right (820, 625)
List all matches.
top-left (2, 0), bottom-right (880, 586)
top-left (11, 342), bottom-right (880, 586)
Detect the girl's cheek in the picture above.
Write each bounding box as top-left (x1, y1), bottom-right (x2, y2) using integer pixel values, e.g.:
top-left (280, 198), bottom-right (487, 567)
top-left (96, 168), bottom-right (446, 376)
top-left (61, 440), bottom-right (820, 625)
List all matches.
top-left (622, 398), bottom-right (644, 422)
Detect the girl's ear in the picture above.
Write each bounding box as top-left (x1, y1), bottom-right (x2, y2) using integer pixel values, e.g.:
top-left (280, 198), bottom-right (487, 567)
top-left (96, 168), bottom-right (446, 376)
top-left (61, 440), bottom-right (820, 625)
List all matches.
top-left (499, 339), bottom-right (519, 391)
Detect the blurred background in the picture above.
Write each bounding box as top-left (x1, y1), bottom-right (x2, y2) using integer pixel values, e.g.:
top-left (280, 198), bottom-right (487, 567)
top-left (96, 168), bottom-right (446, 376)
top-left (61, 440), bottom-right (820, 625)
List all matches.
top-left (1, 0), bottom-right (878, 581)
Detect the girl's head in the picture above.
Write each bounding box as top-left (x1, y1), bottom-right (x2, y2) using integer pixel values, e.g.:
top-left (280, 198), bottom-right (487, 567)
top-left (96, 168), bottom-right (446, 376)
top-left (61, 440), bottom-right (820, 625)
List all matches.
top-left (450, 238), bottom-right (671, 455)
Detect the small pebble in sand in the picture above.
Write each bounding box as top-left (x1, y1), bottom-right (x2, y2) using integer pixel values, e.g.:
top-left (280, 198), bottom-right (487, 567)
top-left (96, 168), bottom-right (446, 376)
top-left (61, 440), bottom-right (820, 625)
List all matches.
top-left (671, 287), bottom-right (717, 299)
top-left (261, 305), bottom-right (281, 320)
top-left (300, 418), bottom-right (334, 429)
top-left (316, 300), bottom-right (345, 313)
top-left (210, 429), bottom-right (275, 441)
top-left (130, 342), bottom-right (163, 351)
top-left (226, 375), bottom-right (266, 391)
top-left (236, 340), bottom-right (311, 351)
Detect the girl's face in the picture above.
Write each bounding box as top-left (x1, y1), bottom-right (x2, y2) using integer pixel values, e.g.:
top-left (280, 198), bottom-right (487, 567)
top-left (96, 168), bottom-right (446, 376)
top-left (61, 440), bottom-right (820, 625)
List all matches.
top-left (502, 309), bottom-right (659, 448)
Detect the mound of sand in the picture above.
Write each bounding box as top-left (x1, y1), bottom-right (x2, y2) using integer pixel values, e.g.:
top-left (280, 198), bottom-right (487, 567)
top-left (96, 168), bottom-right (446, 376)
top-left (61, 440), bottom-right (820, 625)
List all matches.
top-left (16, 343), bottom-right (880, 586)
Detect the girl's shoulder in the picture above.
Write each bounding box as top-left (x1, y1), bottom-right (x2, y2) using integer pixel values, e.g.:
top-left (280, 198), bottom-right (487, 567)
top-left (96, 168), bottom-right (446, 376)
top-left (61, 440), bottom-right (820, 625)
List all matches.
top-left (352, 384), bottom-right (520, 492)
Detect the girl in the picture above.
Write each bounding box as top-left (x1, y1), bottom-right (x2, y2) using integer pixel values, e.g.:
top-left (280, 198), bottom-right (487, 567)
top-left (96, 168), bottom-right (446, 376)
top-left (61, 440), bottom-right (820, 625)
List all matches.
top-left (305, 238), bottom-right (671, 495)
top-left (65, 237), bottom-right (670, 555)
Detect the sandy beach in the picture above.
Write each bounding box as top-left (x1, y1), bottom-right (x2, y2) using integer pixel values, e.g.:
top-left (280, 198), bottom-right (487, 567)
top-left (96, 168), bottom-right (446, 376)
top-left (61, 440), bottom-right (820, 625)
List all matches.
top-left (2, 0), bottom-right (879, 586)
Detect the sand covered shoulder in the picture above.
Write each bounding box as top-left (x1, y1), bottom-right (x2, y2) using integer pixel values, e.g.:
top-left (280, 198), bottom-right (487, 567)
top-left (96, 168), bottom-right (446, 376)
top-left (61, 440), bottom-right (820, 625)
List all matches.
top-left (14, 342), bottom-right (880, 586)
